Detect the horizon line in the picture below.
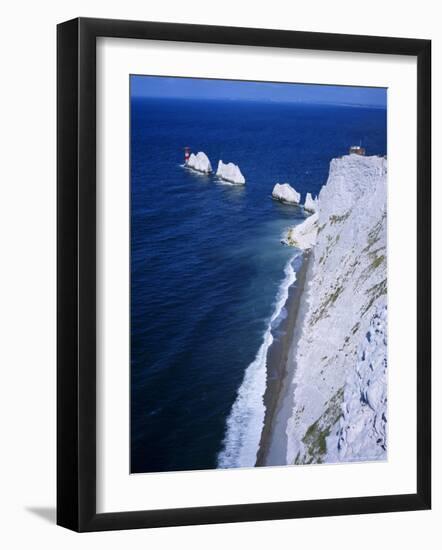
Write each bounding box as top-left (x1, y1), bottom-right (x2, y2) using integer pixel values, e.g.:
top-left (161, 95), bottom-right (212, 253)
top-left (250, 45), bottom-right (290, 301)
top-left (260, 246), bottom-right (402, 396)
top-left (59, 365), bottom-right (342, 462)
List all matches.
top-left (131, 95), bottom-right (387, 109)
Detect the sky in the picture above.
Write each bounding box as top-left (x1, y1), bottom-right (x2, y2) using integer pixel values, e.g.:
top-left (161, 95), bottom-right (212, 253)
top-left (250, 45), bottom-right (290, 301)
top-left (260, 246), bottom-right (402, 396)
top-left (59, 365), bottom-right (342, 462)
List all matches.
top-left (131, 75), bottom-right (386, 108)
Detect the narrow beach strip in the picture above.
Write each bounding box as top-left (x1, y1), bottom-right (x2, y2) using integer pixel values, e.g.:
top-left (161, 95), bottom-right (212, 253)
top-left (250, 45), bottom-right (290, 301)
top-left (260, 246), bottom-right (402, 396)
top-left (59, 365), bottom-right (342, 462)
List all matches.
top-left (256, 250), bottom-right (311, 467)
top-left (217, 254), bottom-right (299, 469)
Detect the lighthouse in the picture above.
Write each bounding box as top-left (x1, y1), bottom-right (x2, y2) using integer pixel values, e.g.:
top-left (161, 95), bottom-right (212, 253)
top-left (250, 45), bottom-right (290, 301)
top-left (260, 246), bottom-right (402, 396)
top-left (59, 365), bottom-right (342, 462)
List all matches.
top-left (184, 147), bottom-right (191, 164)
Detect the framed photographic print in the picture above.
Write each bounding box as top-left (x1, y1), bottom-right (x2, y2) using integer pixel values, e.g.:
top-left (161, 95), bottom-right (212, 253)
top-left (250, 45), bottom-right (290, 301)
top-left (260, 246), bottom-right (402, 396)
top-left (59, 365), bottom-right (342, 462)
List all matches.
top-left (57, 17), bottom-right (431, 531)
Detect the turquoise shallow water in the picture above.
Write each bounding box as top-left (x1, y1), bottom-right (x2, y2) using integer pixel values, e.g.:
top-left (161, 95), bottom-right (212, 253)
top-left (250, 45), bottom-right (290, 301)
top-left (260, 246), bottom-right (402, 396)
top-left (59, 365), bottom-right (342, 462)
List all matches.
top-left (130, 96), bottom-right (387, 473)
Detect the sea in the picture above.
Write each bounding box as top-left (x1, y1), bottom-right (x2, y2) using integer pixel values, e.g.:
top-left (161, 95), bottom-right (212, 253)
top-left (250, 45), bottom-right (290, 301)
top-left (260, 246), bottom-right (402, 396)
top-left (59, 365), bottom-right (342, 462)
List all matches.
top-left (130, 97), bottom-right (387, 473)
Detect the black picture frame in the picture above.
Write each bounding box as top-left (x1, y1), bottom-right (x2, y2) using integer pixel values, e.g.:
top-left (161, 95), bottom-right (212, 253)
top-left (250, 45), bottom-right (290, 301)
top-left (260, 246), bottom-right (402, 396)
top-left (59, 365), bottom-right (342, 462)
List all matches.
top-left (57, 17), bottom-right (431, 532)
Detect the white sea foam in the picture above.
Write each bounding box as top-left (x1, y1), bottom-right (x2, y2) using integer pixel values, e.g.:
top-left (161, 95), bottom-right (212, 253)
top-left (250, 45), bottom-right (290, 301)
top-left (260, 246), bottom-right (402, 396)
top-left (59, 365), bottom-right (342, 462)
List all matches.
top-left (217, 254), bottom-right (299, 468)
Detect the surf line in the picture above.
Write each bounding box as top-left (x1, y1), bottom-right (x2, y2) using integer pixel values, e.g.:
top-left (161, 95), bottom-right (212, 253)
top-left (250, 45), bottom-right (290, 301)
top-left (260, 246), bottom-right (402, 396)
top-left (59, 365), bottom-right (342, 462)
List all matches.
top-left (217, 252), bottom-right (301, 469)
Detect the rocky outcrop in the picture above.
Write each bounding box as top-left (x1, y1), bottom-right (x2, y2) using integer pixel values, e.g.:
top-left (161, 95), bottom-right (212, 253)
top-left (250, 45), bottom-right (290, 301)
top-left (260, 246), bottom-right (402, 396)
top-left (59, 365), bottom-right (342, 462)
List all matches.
top-left (187, 152), bottom-right (212, 174)
top-left (271, 183), bottom-right (300, 205)
top-left (216, 160), bottom-right (245, 184)
top-left (304, 192), bottom-right (318, 213)
top-left (284, 213), bottom-right (318, 250)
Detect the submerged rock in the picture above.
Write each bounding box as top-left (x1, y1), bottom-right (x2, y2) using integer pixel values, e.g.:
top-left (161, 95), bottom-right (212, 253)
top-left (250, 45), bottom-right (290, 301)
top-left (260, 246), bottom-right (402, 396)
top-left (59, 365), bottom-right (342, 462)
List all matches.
top-left (271, 183), bottom-right (301, 205)
top-left (187, 152), bottom-right (212, 174)
top-left (216, 160), bottom-right (245, 185)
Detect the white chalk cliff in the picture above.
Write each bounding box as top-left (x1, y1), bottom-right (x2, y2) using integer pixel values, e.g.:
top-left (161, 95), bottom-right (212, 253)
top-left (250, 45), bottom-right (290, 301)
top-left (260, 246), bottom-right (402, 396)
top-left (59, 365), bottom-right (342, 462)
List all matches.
top-left (304, 192), bottom-right (318, 213)
top-left (286, 154), bottom-right (387, 464)
top-left (187, 152), bottom-right (212, 174)
top-left (216, 160), bottom-right (245, 185)
top-left (284, 213), bottom-right (318, 250)
top-left (272, 183), bottom-right (301, 205)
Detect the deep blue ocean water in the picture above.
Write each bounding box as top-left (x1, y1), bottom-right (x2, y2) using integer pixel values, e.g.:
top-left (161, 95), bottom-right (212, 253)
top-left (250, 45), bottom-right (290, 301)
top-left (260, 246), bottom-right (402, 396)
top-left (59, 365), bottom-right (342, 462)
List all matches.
top-left (130, 97), bottom-right (386, 473)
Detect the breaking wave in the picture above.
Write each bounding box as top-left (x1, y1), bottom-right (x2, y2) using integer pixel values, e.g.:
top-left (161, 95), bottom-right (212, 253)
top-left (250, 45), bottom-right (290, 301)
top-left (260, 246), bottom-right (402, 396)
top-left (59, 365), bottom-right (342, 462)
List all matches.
top-left (217, 254), bottom-right (299, 468)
